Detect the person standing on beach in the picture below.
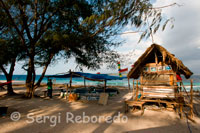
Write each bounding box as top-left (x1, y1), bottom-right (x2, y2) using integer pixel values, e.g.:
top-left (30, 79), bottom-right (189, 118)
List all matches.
top-left (47, 79), bottom-right (53, 98)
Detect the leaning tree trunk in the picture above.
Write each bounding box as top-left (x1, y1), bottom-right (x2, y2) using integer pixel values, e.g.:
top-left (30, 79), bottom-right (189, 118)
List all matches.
top-left (7, 58), bottom-right (16, 95)
top-left (0, 58), bottom-right (16, 95)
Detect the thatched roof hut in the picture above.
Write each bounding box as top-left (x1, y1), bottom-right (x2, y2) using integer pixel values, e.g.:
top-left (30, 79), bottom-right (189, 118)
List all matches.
top-left (127, 44), bottom-right (193, 79)
top-left (125, 44), bottom-right (194, 116)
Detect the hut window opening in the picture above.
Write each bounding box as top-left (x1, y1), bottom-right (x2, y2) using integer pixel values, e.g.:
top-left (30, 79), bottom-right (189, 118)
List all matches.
top-left (143, 64), bottom-right (172, 73)
top-left (150, 67), bottom-right (156, 72)
top-left (158, 66), bottom-right (164, 71)
top-left (165, 65), bottom-right (172, 70)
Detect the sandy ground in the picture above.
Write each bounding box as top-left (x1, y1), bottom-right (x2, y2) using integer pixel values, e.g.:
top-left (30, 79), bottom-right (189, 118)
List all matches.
top-left (0, 85), bottom-right (200, 133)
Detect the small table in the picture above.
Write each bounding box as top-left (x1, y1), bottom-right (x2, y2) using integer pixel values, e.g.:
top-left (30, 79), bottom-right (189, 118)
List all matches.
top-left (124, 101), bottom-right (145, 115)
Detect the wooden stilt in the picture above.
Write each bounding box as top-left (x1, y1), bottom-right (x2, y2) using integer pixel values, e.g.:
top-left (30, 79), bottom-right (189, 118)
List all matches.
top-left (140, 76), bottom-right (143, 99)
top-left (128, 78), bottom-right (130, 91)
top-left (70, 70), bottom-right (72, 94)
top-left (190, 79), bottom-right (194, 118)
top-left (104, 80), bottom-right (106, 92)
top-left (66, 84), bottom-right (69, 95)
top-left (84, 78), bottom-right (86, 88)
top-left (180, 103), bottom-right (183, 119)
top-left (133, 80), bottom-right (135, 100)
top-left (135, 80), bottom-right (139, 101)
top-left (64, 84), bottom-right (68, 99)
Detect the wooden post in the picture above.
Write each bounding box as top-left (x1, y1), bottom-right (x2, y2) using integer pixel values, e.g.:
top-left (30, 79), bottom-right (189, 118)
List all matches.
top-left (140, 75), bottom-right (143, 98)
top-left (135, 80), bottom-right (139, 101)
top-left (128, 78), bottom-right (130, 91)
top-left (66, 84), bottom-right (69, 96)
top-left (69, 70), bottom-right (72, 94)
top-left (84, 78), bottom-right (86, 88)
top-left (177, 81), bottom-right (181, 99)
top-left (104, 80), bottom-right (106, 92)
top-left (170, 74), bottom-right (174, 86)
top-left (190, 79), bottom-right (194, 118)
top-left (133, 80), bottom-right (135, 99)
top-left (180, 103), bottom-right (183, 119)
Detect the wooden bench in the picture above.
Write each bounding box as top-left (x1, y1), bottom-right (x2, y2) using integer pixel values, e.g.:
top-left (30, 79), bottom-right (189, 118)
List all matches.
top-left (124, 101), bottom-right (145, 115)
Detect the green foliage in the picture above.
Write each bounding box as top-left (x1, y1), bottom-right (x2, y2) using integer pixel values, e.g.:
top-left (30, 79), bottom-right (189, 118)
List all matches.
top-left (0, 0), bottom-right (120, 73)
top-left (0, 29), bottom-right (24, 67)
top-left (84, 0), bottom-right (175, 43)
top-left (0, 0), bottom-right (176, 73)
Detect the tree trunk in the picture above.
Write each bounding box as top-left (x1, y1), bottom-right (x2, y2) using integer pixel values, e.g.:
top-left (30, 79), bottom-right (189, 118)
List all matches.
top-left (25, 55), bottom-right (35, 98)
top-left (0, 58), bottom-right (16, 95)
top-left (6, 75), bottom-right (14, 95)
top-left (25, 52), bottom-right (54, 98)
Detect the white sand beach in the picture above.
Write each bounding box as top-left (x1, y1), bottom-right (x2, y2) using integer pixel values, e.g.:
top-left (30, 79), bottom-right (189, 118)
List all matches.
top-left (0, 85), bottom-right (200, 133)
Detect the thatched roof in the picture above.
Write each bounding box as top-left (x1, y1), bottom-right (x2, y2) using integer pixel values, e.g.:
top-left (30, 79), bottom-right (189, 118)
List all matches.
top-left (127, 44), bottom-right (193, 79)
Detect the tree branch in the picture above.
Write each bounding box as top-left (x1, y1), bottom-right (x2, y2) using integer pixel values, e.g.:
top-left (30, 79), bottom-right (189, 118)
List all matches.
top-left (0, 65), bottom-right (8, 77)
top-left (37, 0), bottom-right (48, 38)
top-left (0, 0), bottom-right (25, 45)
top-left (34, 0), bottom-right (38, 38)
top-left (36, 12), bottom-right (55, 41)
top-left (150, 3), bottom-right (182, 9)
top-left (17, 0), bottom-right (33, 41)
top-left (8, 58), bottom-right (16, 76)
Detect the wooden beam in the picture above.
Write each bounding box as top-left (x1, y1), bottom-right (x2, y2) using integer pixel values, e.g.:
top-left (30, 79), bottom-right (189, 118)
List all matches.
top-left (186, 115), bottom-right (196, 123)
top-left (142, 86), bottom-right (176, 89)
top-left (141, 80), bottom-right (171, 83)
top-left (141, 99), bottom-right (178, 105)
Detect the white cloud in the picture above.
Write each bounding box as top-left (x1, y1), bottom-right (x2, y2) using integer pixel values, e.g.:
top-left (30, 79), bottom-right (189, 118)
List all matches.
top-left (113, 0), bottom-right (200, 74)
top-left (152, 0), bottom-right (200, 74)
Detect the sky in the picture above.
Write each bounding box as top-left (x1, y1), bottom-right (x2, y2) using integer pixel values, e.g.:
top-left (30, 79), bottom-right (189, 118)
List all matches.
top-left (13, 0), bottom-right (200, 75)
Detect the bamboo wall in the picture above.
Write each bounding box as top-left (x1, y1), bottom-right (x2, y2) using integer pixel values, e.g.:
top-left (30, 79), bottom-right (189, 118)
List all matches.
top-left (141, 63), bottom-right (178, 99)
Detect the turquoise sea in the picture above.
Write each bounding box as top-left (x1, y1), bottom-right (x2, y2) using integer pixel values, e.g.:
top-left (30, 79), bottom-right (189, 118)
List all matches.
top-left (0, 75), bottom-right (200, 91)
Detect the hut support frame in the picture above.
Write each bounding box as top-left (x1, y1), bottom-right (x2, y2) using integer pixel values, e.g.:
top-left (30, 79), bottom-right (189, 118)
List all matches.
top-left (126, 79), bottom-right (194, 121)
